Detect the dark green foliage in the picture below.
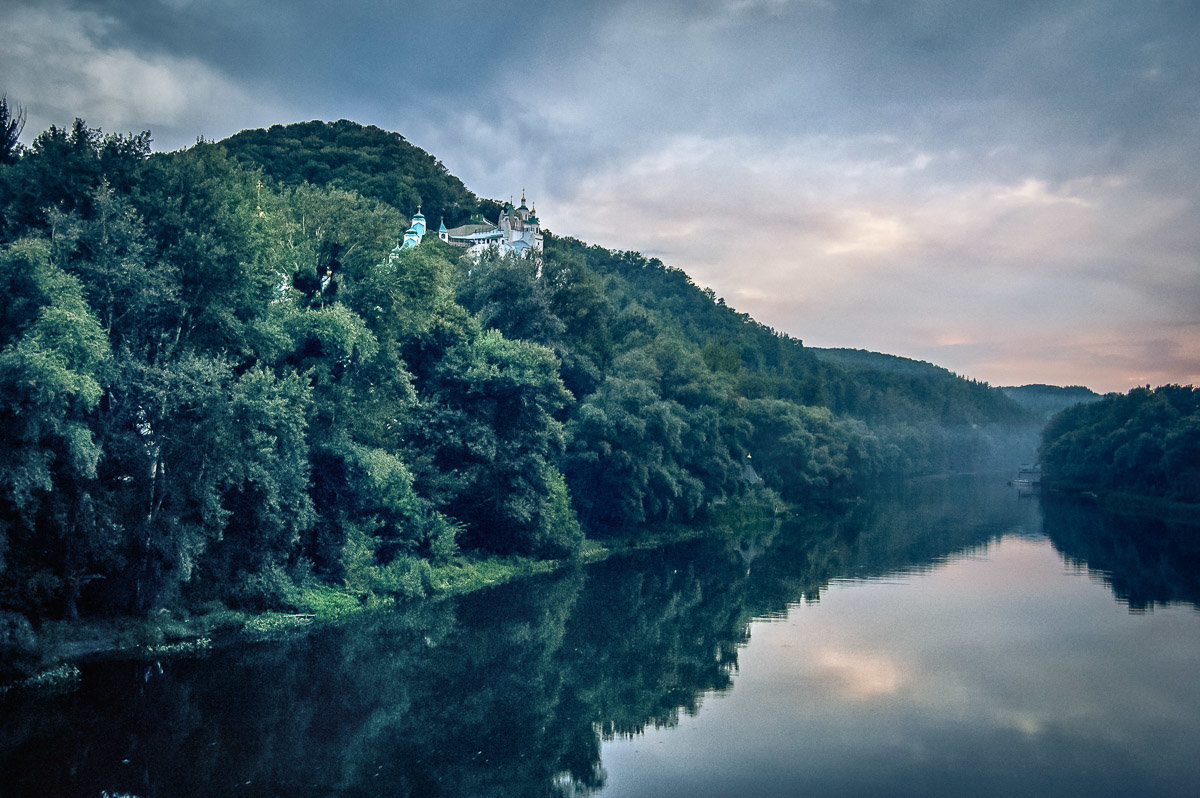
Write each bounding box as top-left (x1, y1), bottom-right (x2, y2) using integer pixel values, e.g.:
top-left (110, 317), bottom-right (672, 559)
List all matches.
top-left (459, 247), bottom-right (610, 400)
top-left (190, 366), bottom-right (316, 609)
top-left (0, 119), bottom-right (151, 243)
top-left (0, 97), bottom-right (24, 165)
top-left (48, 181), bottom-right (179, 355)
top-left (276, 183), bottom-right (404, 309)
top-left (566, 373), bottom-right (704, 528)
top-left (1040, 385), bottom-right (1200, 504)
top-left (92, 354), bottom-right (316, 612)
top-left (416, 329), bottom-right (581, 557)
top-left (133, 143), bottom-right (280, 356)
top-left (0, 239), bottom-right (111, 619)
top-left (812, 347), bottom-right (1032, 425)
top-left (220, 120), bottom-right (483, 227)
top-left (742, 399), bottom-right (870, 502)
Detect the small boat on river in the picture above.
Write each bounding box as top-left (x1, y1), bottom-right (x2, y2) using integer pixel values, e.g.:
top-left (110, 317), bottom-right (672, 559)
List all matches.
top-left (1011, 465), bottom-right (1042, 491)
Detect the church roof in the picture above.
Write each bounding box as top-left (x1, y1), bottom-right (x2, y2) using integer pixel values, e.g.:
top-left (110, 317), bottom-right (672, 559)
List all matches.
top-left (444, 222), bottom-right (500, 237)
top-left (450, 229), bottom-right (505, 241)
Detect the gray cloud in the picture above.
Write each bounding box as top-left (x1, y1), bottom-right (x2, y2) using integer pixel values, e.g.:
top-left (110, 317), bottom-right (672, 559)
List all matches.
top-left (1, 0), bottom-right (288, 147)
top-left (4, 0), bottom-right (1197, 391)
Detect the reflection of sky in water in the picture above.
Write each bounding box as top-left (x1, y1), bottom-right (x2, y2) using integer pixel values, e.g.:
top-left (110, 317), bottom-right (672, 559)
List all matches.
top-left (598, 536), bottom-right (1200, 797)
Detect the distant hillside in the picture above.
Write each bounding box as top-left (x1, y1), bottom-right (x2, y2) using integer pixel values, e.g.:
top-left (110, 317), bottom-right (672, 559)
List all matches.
top-left (217, 121), bottom-right (1035, 436)
top-left (811, 348), bottom-right (1031, 426)
top-left (1002, 384), bottom-right (1101, 421)
top-left (221, 120), bottom-right (498, 228)
top-left (812, 348), bottom-right (956, 380)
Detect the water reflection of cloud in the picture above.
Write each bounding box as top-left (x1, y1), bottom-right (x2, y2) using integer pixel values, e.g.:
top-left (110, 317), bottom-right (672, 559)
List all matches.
top-left (601, 528), bottom-right (1200, 796)
top-left (811, 648), bottom-right (905, 700)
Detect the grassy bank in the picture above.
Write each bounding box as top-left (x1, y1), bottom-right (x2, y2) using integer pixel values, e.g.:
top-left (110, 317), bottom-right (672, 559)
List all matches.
top-left (1, 551), bottom-right (572, 684)
top-left (2, 495), bottom-right (788, 689)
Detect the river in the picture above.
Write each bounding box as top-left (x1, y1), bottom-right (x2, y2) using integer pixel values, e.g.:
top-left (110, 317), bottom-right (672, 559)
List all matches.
top-left (3, 474), bottom-right (1199, 797)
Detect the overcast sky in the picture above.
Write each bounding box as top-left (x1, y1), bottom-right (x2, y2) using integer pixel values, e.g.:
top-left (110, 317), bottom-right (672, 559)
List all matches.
top-left (4, 0), bottom-right (1197, 392)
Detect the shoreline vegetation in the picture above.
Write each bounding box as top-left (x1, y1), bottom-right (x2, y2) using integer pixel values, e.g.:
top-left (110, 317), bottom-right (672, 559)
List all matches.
top-left (9, 471), bottom-right (1191, 694)
top-left (2, 494), bottom-right (788, 692)
top-left (1038, 384), bottom-right (1200, 518)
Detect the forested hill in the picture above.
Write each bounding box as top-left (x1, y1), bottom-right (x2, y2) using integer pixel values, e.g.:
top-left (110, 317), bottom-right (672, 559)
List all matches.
top-left (1, 112), bottom-right (1039, 636)
top-left (813, 348), bottom-right (953, 380)
top-left (220, 122), bottom-right (1033, 431)
top-left (220, 120), bottom-right (500, 229)
top-left (811, 347), bottom-right (1029, 424)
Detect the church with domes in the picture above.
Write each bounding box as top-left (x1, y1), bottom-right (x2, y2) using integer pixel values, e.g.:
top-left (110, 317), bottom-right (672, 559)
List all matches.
top-left (390, 191), bottom-right (543, 261)
top-left (437, 190), bottom-right (543, 258)
top-left (400, 209), bottom-right (427, 249)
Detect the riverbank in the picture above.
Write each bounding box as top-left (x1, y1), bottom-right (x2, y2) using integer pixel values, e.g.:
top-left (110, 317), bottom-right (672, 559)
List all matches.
top-left (1, 554), bottom-right (564, 692)
top-left (2, 495), bottom-right (789, 691)
top-left (1043, 485), bottom-right (1200, 527)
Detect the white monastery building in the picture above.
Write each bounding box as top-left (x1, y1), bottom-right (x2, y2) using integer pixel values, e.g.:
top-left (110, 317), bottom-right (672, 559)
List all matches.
top-left (397, 191), bottom-right (543, 258)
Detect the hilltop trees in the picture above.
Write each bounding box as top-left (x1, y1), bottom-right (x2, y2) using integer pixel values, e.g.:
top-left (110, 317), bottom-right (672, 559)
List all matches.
top-left (0, 117), bottom-right (594, 621)
top-left (219, 120), bottom-right (484, 229)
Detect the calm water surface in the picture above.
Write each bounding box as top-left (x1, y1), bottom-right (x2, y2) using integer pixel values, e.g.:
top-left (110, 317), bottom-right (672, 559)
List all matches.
top-left (3, 475), bottom-right (1199, 797)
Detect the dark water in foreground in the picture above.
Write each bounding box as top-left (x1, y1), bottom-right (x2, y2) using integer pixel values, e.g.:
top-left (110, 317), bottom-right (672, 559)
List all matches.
top-left (3, 475), bottom-right (1199, 797)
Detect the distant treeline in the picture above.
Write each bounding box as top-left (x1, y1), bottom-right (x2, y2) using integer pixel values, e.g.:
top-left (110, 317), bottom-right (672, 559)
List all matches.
top-left (1040, 385), bottom-right (1200, 505)
top-left (1001, 383), bottom-right (1100, 422)
top-left (0, 110), bottom-right (1036, 625)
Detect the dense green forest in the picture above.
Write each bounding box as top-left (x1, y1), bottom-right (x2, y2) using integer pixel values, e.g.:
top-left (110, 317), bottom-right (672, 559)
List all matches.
top-left (0, 110), bottom-right (1040, 634)
top-left (219, 119), bottom-right (503, 229)
top-left (1040, 385), bottom-right (1200, 505)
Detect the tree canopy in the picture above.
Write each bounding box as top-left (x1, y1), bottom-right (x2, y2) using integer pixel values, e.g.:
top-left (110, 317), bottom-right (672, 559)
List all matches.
top-left (1040, 385), bottom-right (1200, 504)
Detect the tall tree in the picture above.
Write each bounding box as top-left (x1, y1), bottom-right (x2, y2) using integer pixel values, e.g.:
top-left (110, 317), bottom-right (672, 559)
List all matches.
top-left (0, 96), bottom-right (24, 165)
top-left (0, 239), bottom-right (111, 618)
top-left (418, 329), bottom-right (580, 557)
top-left (135, 143), bottom-right (279, 357)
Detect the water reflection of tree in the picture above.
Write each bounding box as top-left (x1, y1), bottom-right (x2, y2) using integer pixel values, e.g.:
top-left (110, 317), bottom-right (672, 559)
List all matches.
top-left (2, 476), bottom-right (1047, 796)
top-left (1043, 496), bottom-right (1200, 611)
